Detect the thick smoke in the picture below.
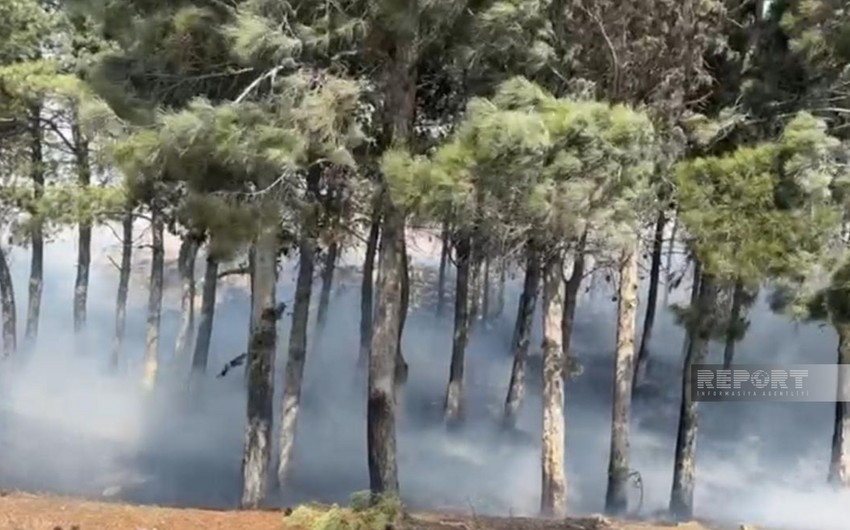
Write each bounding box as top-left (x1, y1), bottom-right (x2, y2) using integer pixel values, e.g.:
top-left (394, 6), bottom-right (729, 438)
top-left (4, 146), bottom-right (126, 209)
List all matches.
top-left (1, 223), bottom-right (849, 530)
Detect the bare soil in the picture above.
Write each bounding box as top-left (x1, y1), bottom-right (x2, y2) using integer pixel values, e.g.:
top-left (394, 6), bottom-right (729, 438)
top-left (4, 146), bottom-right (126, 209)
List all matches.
top-left (0, 492), bottom-right (733, 530)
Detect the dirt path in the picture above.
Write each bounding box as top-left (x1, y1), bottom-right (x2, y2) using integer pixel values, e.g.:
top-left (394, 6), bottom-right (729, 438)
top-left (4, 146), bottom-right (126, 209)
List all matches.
top-left (0, 492), bottom-right (733, 530)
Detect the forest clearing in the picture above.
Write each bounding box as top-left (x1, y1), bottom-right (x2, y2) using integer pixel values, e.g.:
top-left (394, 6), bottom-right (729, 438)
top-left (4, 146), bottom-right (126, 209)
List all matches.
top-left (3, 1), bottom-right (850, 530)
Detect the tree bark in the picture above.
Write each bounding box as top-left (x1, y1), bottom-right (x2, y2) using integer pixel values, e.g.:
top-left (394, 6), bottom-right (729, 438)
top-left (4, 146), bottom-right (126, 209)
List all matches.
top-left (482, 255), bottom-right (491, 321)
top-left (670, 271), bottom-right (715, 521)
top-left (241, 228), bottom-right (279, 509)
top-left (680, 258), bottom-right (702, 359)
top-left (142, 209), bottom-right (165, 391)
top-left (540, 250), bottom-right (567, 517)
top-left (444, 233), bottom-right (471, 425)
top-left (368, 201), bottom-right (404, 496)
top-left (245, 245), bottom-right (257, 387)
top-left (359, 209), bottom-right (381, 367)
top-left (25, 105), bottom-right (43, 346)
top-left (503, 242), bottom-right (541, 428)
top-left (72, 112), bottom-right (92, 336)
top-left (436, 221), bottom-right (450, 316)
top-left (605, 243), bottom-right (640, 515)
top-left (174, 236), bottom-right (200, 361)
top-left (829, 323), bottom-right (850, 487)
top-left (396, 233), bottom-right (410, 391)
top-left (190, 254), bottom-right (219, 374)
top-left (562, 231), bottom-right (588, 376)
top-left (277, 167), bottom-right (321, 488)
top-left (634, 211), bottom-right (666, 387)
top-left (494, 258), bottom-right (506, 318)
top-left (664, 212), bottom-right (679, 306)
top-left (722, 278), bottom-right (745, 369)
top-left (0, 244), bottom-right (17, 358)
top-left (315, 240), bottom-right (339, 337)
top-left (110, 211), bottom-right (133, 369)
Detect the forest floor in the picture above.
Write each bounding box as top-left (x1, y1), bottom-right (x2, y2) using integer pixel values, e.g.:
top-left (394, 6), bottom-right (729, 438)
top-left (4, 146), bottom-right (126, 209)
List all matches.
top-left (0, 491), bottom-right (743, 530)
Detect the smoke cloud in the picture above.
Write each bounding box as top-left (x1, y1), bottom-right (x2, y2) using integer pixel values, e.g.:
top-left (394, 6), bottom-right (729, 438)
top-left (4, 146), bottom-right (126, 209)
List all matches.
top-left (0, 223), bottom-right (848, 530)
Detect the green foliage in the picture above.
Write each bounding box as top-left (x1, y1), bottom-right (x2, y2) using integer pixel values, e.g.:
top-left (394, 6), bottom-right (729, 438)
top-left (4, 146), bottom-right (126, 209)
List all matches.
top-left (382, 77), bottom-right (657, 254)
top-left (286, 494), bottom-right (403, 530)
top-left (676, 112), bottom-right (844, 283)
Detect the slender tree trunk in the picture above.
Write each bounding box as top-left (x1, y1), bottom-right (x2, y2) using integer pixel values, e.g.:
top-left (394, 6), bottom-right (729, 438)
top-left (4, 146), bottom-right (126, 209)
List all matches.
top-left (436, 221), bottom-right (450, 316)
top-left (605, 243), bottom-right (640, 515)
top-left (468, 256), bottom-right (483, 325)
top-left (25, 105), bottom-right (43, 346)
top-left (72, 112), bottom-right (92, 336)
top-left (722, 278), bottom-right (745, 369)
top-left (142, 209), bottom-right (165, 391)
top-left (540, 250), bottom-right (567, 517)
top-left (359, 210), bottom-right (381, 366)
top-left (245, 246), bottom-right (257, 387)
top-left (562, 230), bottom-right (588, 376)
top-left (664, 212), bottom-right (679, 306)
top-left (482, 256), bottom-right (491, 321)
top-left (445, 233), bottom-right (471, 425)
top-left (494, 258), bottom-right (506, 319)
top-left (670, 271), bottom-right (715, 521)
top-left (174, 236), bottom-right (200, 361)
top-left (829, 324), bottom-right (850, 487)
top-left (503, 242), bottom-right (541, 428)
top-left (277, 168), bottom-right (321, 488)
top-left (511, 249), bottom-right (542, 354)
top-left (634, 212), bottom-right (666, 387)
top-left (241, 228), bottom-right (279, 509)
top-left (315, 241), bottom-right (339, 337)
top-left (396, 234), bottom-right (410, 391)
top-left (111, 211), bottom-right (133, 369)
top-left (680, 258), bottom-right (702, 359)
top-left (0, 244), bottom-right (17, 358)
top-left (190, 254), bottom-right (219, 375)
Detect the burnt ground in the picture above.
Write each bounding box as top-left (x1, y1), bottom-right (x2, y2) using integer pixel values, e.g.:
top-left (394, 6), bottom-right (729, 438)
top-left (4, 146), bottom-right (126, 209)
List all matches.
top-left (0, 492), bottom-right (742, 530)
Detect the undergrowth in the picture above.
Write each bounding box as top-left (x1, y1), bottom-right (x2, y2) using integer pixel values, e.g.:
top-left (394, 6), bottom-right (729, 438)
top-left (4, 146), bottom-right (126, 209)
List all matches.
top-left (285, 492), bottom-right (404, 530)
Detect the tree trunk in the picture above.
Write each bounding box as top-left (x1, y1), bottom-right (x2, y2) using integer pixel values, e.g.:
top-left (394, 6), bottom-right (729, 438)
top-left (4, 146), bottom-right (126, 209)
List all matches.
top-left (241, 228), bottom-right (279, 509)
top-left (562, 231), bottom-right (588, 376)
top-left (722, 278), bottom-right (745, 369)
top-left (367, 12), bottom-right (416, 495)
top-left (245, 246), bottom-right (257, 387)
top-left (634, 211), bottom-right (666, 387)
top-left (396, 233), bottom-right (410, 391)
top-left (190, 254), bottom-right (219, 374)
top-left (0, 244), bottom-right (17, 358)
top-left (540, 250), bottom-right (567, 517)
top-left (25, 105), bottom-right (43, 346)
top-left (315, 240), bottom-right (339, 337)
top-left (277, 168), bottom-right (321, 488)
top-left (680, 258), bottom-right (702, 359)
top-left (494, 258), bottom-right (506, 319)
top-left (359, 210), bottom-right (381, 366)
top-left (664, 212), bottom-right (679, 306)
top-left (142, 209), bottom-right (165, 391)
top-left (829, 323), bottom-right (850, 486)
top-left (436, 221), bottom-right (450, 316)
top-left (368, 202), bottom-right (404, 496)
top-left (605, 243), bottom-right (639, 515)
top-left (468, 256), bottom-right (483, 325)
top-left (445, 233), bottom-right (471, 425)
top-left (174, 236), bottom-right (200, 361)
top-left (669, 271), bottom-right (715, 521)
top-left (503, 242), bottom-right (541, 428)
top-left (110, 211), bottom-right (133, 369)
top-left (72, 112), bottom-right (92, 336)
top-left (482, 256), bottom-right (491, 321)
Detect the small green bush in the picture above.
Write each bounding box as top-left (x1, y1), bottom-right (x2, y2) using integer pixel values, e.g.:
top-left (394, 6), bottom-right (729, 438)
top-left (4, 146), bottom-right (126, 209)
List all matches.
top-left (285, 493), bottom-right (403, 530)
